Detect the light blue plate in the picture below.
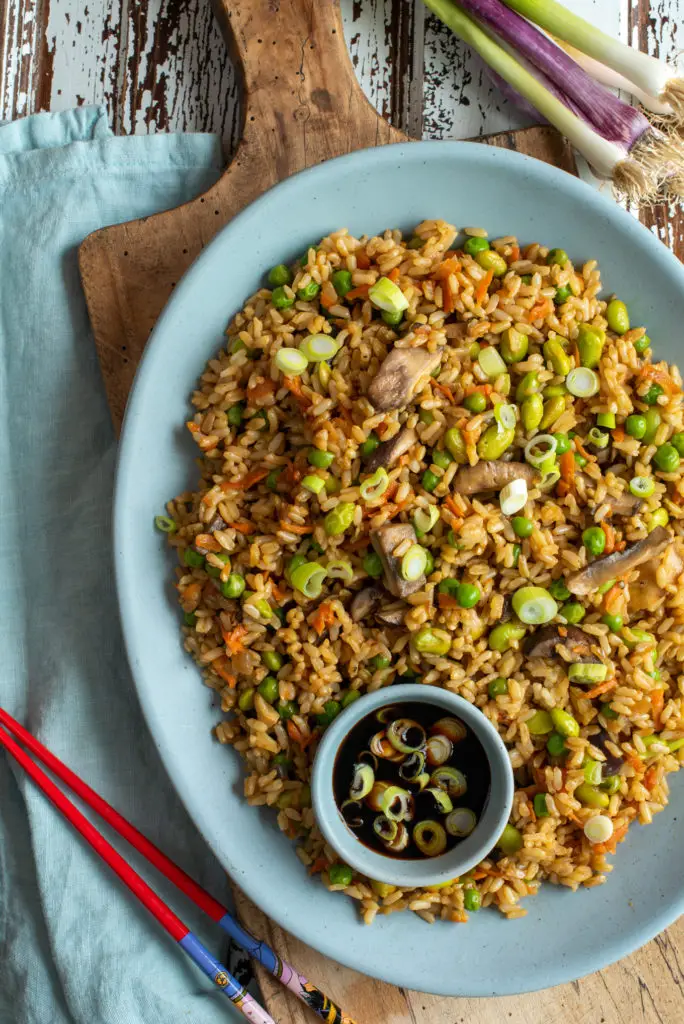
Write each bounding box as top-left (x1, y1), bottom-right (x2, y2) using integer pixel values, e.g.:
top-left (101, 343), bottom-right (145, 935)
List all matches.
top-left (115, 141), bottom-right (684, 996)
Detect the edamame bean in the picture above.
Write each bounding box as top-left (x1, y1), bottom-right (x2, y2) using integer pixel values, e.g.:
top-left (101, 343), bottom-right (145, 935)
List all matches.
top-left (476, 250), bottom-right (508, 277)
top-left (515, 371), bottom-right (540, 403)
top-left (671, 432), bottom-right (684, 456)
top-left (606, 299), bottom-right (630, 335)
top-left (575, 783), bottom-right (610, 809)
top-left (262, 650), bottom-right (284, 672)
top-left (488, 622), bottom-right (526, 652)
top-left (642, 408), bottom-right (662, 444)
top-left (477, 424), bottom-right (515, 461)
top-left (411, 627), bottom-right (451, 656)
top-left (258, 676), bottom-right (279, 703)
top-left (444, 427), bottom-right (467, 464)
top-left (550, 708), bottom-right (580, 738)
top-left (500, 327), bottom-right (528, 364)
top-left (324, 502), bottom-right (356, 536)
top-left (543, 337), bottom-right (571, 376)
top-left (539, 396), bottom-right (566, 431)
top-left (521, 393), bottom-right (544, 432)
top-left (577, 324), bottom-right (606, 369)
top-left (238, 688), bottom-right (255, 712)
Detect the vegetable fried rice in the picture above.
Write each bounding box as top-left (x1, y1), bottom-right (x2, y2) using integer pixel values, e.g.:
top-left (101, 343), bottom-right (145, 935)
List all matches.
top-left (159, 220), bottom-right (684, 924)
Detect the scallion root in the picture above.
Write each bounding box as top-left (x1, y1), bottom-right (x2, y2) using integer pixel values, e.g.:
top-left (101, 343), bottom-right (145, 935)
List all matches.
top-left (661, 78), bottom-right (684, 123)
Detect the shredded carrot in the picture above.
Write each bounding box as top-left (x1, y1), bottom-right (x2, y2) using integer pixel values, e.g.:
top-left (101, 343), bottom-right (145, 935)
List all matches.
top-left (228, 521), bottom-right (256, 534)
top-left (283, 375), bottom-right (311, 408)
top-left (180, 581), bottom-right (203, 614)
top-left (471, 869), bottom-right (489, 881)
top-left (213, 659), bottom-right (237, 687)
top-left (434, 256), bottom-right (462, 280)
top-left (186, 420), bottom-right (200, 434)
top-left (194, 533), bottom-right (222, 552)
top-left (221, 469), bottom-right (269, 491)
top-left (311, 601), bottom-right (336, 636)
top-left (271, 581), bottom-right (286, 601)
top-left (287, 720), bottom-right (313, 749)
top-left (309, 856), bottom-right (329, 875)
top-left (388, 267), bottom-right (400, 283)
top-left (246, 379), bottom-right (275, 404)
top-left (559, 450), bottom-right (576, 490)
top-left (355, 251), bottom-right (371, 270)
top-left (433, 380), bottom-right (456, 404)
top-left (604, 583), bottom-right (623, 615)
top-left (639, 364), bottom-right (678, 394)
top-left (510, 245), bottom-right (521, 262)
top-left (442, 277), bottom-right (456, 315)
top-left (528, 296), bottom-right (552, 322)
top-left (594, 823), bottom-right (629, 855)
top-left (602, 521), bottom-right (615, 555)
top-left (437, 594), bottom-right (460, 610)
top-left (650, 689), bottom-right (665, 729)
top-left (557, 481), bottom-right (570, 498)
top-left (345, 284), bottom-right (370, 301)
top-left (475, 268), bottom-right (493, 305)
top-left (626, 752), bottom-right (645, 774)
top-left (223, 624), bottom-right (248, 654)
top-left (464, 383), bottom-right (492, 398)
top-left (584, 678), bottom-right (617, 700)
top-left (444, 494), bottom-right (461, 518)
top-left (613, 425), bottom-right (625, 443)
top-left (573, 436), bottom-right (595, 462)
top-left (279, 521), bottom-right (314, 534)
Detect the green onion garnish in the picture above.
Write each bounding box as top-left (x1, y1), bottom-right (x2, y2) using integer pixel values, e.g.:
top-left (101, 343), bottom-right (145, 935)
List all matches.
top-left (511, 585), bottom-right (558, 624)
top-left (524, 434), bottom-right (558, 470)
top-left (301, 474), bottom-right (326, 495)
top-left (629, 476), bottom-right (655, 497)
top-left (587, 427), bottom-right (609, 449)
top-left (568, 662), bottom-right (608, 684)
top-left (478, 346), bottom-right (507, 379)
top-left (290, 561), bottom-right (327, 598)
top-left (566, 367), bottom-right (599, 397)
top-left (494, 402), bottom-right (517, 430)
top-left (401, 544), bottom-right (428, 582)
top-left (359, 467), bottom-right (390, 502)
top-left (499, 478), bottom-right (528, 516)
top-left (326, 559), bottom-right (354, 583)
top-left (299, 333), bottom-right (341, 362)
top-left (275, 348), bottom-right (308, 375)
top-left (154, 515), bottom-right (177, 533)
top-left (597, 412), bottom-right (616, 428)
top-left (368, 276), bottom-right (409, 314)
top-left (413, 505), bottom-right (440, 534)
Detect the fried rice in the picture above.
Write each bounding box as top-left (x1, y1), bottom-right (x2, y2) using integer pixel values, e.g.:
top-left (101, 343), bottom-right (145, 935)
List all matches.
top-left (160, 220), bottom-right (684, 925)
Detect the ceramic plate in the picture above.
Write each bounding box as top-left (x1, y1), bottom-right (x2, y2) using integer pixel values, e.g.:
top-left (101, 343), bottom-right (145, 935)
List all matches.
top-left (115, 141), bottom-right (684, 996)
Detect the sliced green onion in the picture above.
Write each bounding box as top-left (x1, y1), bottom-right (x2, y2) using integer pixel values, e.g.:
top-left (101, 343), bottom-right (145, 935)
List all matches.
top-left (359, 467), bottom-right (389, 502)
top-left (413, 505), bottom-right (440, 534)
top-left (540, 467), bottom-right (561, 491)
top-left (568, 662), bottom-right (608, 684)
top-left (301, 474), bottom-right (326, 495)
top-left (587, 427), bottom-right (609, 449)
top-left (401, 544), bottom-right (428, 582)
top-left (512, 586), bottom-right (558, 625)
top-left (566, 367), bottom-right (599, 398)
top-left (629, 476), bottom-right (655, 497)
top-left (584, 815), bottom-right (614, 845)
top-left (154, 515), bottom-right (177, 533)
top-left (368, 276), bottom-right (409, 313)
top-left (494, 402), bottom-right (517, 430)
top-left (597, 412), bottom-right (616, 428)
top-left (299, 333), bottom-right (341, 363)
top-left (478, 346), bottom-right (507, 379)
top-left (524, 434), bottom-right (558, 469)
top-left (500, 478), bottom-right (528, 515)
top-left (275, 348), bottom-right (308, 375)
top-left (326, 559), bottom-right (354, 583)
top-left (290, 561), bottom-right (327, 598)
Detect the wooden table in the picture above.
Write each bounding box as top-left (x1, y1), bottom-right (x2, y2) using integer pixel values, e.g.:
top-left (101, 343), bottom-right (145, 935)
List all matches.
top-left (3, 1), bottom-right (683, 1020)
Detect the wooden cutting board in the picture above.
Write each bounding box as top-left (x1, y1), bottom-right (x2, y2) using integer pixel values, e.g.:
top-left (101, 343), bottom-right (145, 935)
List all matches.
top-left (79, 1), bottom-right (684, 1020)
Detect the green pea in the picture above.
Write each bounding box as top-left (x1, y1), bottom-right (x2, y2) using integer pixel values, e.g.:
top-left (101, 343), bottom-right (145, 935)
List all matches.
top-left (476, 250), bottom-right (508, 277)
top-left (271, 286), bottom-right (294, 309)
top-left (548, 248), bottom-right (569, 267)
top-left (497, 823), bottom-right (523, 855)
top-left (457, 582), bottom-right (481, 608)
top-left (552, 432), bottom-right (571, 456)
top-left (308, 448), bottom-right (334, 469)
top-left (332, 269), bottom-right (353, 296)
top-left (406, 235), bottom-right (424, 250)
top-left (512, 516), bottom-right (533, 538)
top-left (520, 275), bottom-right (533, 286)
top-left (265, 469), bottom-right (281, 492)
top-left (238, 688), bottom-right (255, 712)
top-left (575, 783), bottom-right (610, 809)
top-left (183, 548), bottom-right (205, 569)
top-left (643, 383), bottom-right (664, 406)
top-left (444, 427), bottom-right (467, 464)
top-left (317, 700), bottom-right (342, 727)
top-left (419, 408), bottom-right (435, 426)
top-left (422, 469), bottom-right (440, 493)
top-left (654, 443), bottom-right (680, 473)
top-left (258, 676), bottom-right (279, 704)
top-left (642, 408), bottom-right (662, 445)
top-left (438, 578), bottom-right (460, 598)
top-left (606, 299), bottom-right (630, 335)
top-left (500, 327), bottom-right (528, 364)
top-left (625, 414), bottom-right (646, 440)
top-left (297, 280), bottom-right (320, 301)
top-left (582, 527), bottom-right (606, 556)
top-left (555, 284), bottom-right (572, 304)
top-left (328, 863), bottom-right (353, 886)
top-left (548, 578), bottom-right (570, 601)
top-left (221, 573), bottom-right (246, 599)
top-left (268, 264), bottom-right (292, 287)
top-left (370, 654), bottom-right (391, 671)
top-left (521, 394), bottom-right (544, 432)
top-left (601, 613), bottom-right (623, 633)
top-left (382, 309), bottom-right (404, 326)
top-left (601, 702), bottom-right (619, 720)
top-left (277, 700), bottom-right (298, 720)
top-left (527, 710), bottom-right (554, 735)
top-left (464, 391), bottom-right (487, 413)
top-left (546, 732), bottom-right (566, 757)
top-left (432, 449), bottom-right (453, 471)
top-left (489, 622), bottom-right (526, 652)
top-left (550, 708), bottom-right (580, 738)
top-left (561, 602), bottom-right (585, 624)
top-left (543, 384), bottom-right (568, 399)
top-left (411, 627), bottom-right (451, 656)
top-left (464, 236), bottom-right (490, 256)
top-left (477, 424), bottom-right (515, 461)
top-left (577, 324), bottom-right (606, 369)
top-left (324, 502), bottom-right (356, 536)
top-left (183, 612), bottom-right (197, 627)
top-left (575, 454), bottom-right (587, 468)
top-left (540, 396), bottom-right (566, 431)
top-left (206, 552), bottom-right (231, 578)
top-left (227, 403), bottom-right (244, 427)
top-left (488, 677), bottom-right (509, 698)
top-left (533, 792), bottom-right (550, 817)
top-left (511, 544), bottom-right (522, 569)
top-left (363, 551), bottom-right (384, 578)
top-left (463, 888), bottom-right (482, 912)
top-left (262, 650), bottom-right (284, 672)
top-left (633, 334), bottom-right (651, 355)
top-left (543, 337), bottom-right (572, 377)
top-left (341, 689), bottom-right (361, 708)
top-left (601, 774), bottom-right (621, 794)
top-left (360, 433), bottom-right (380, 458)
top-left (670, 431), bottom-right (684, 457)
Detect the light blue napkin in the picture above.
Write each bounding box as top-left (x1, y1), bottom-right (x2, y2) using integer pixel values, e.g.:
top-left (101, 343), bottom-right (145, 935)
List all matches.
top-left (0, 107), bottom-right (247, 1023)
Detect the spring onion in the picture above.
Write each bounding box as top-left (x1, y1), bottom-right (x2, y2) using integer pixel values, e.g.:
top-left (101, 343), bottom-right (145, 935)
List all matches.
top-left (494, 402), bottom-right (517, 430)
top-left (584, 814), bottom-right (614, 845)
top-left (629, 476), bottom-right (655, 498)
top-left (524, 434), bottom-right (558, 472)
top-left (154, 515), bottom-right (177, 533)
top-left (299, 333), bottom-right (341, 362)
top-left (401, 544), bottom-right (428, 582)
top-left (275, 348), bottom-right (308, 376)
top-left (368, 276), bottom-right (409, 313)
top-left (597, 412), bottom-right (616, 429)
top-left (301, 474), bottom-right (326, 495)
top-left (566, 367), bottom-right (599, 398)
top-left (587, 427), bottom-right (609, 449)
top-left (568, 662), bottom-right (608, 685)
top-left (540, 467), bottom-right (561, 491)
top-left (478, 346), bottom-right (507, 379)
top-left (359, 467), bottom-right (390, 502)
top-left (500, 0), bottom-right (684, 122)
top-left (413, 505), bottom-right (440, 534)
top-left (326, 559), bottom-right (354, 583)
top-left (500, 478), bottom-right (528, 516)
top-left (512, 585), bottom-right (558, 624)
top-left (290, 561), bottom-right (327, 598)
top-left (422, 0), bottom-right (684, 204)
top-left (557, 42), bottom-right (675, 118)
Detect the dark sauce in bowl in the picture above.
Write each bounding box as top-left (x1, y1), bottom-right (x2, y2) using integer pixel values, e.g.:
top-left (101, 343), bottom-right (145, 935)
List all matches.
top-left (333, 701), bottom-right (491, 859)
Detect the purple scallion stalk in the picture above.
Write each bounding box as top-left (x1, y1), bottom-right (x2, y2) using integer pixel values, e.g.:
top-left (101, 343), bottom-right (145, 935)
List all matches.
top-left (457, 0), bottom-right (651, 151)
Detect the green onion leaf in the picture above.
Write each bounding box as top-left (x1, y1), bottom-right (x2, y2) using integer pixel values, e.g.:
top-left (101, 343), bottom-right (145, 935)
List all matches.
top-left (359, 467), bottom-right (390, 502)
top-left (368, 276), bottom-right (409, 314)
top-left (275, 348), bottom-right (308, 375)
top-left (299, 333), bottom-right (341, 362)
top-left (413, 505), bottom-right (440, 534)
top-left (154, 515), bottom-right (177, 534)
top-left (478, 346), bottom-right (507, 379)
top-left (494, 402), bottom-right (518, 431)
top-left (326, 559), bottom-right (354, 583)
top-left (629, 476), bottom-right (655, 497)
top-left (301, 474), bottom-right (326, 495)
top-left (401, 544), bottom-right (428, 582)
top-left (524, 434), bottom-right (558, 470)
top-left (290, 562), bottom-right (327, 598)
top-left (511, 586), bottom-right (558, 624)
top-left (566, 367), bottom-right (599, 398)
top-left (568, 662), bottom-right (608, 684)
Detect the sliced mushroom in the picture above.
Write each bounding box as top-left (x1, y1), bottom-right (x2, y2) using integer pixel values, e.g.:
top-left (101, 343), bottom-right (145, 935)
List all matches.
top-left (207, 512), bottom-right (228, 533)
top-left (524, 624), bottom-right (600, 664)
top-left (451, 461), bottom-right (540, 496)
top-left (370, 523), bottom-right (425, 599)
top-left (350, 585), bottom-right (384, 622)
top-left (588, 728), bottom-right (624, 777)
top-left (630, 542), bottom-right (684, 612)
top-left (365, 427), bottom-right (417, 473)
top-left (367, 347), bottom-right (442, 412)
top-left (577, 474), bottom-right (643, 518)
top-left (375, 601), bottom-right (409, 626)
top-left (566, 526), bottom-right (671, 597)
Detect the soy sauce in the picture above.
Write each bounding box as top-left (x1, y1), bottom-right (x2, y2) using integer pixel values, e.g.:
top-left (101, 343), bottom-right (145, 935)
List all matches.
top-left (333, 701), bottom-right (491, 859)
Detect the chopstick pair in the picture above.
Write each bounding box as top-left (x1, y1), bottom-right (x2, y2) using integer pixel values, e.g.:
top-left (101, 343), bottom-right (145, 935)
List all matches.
top-left (0, 707), bottom-right (355, 1024)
